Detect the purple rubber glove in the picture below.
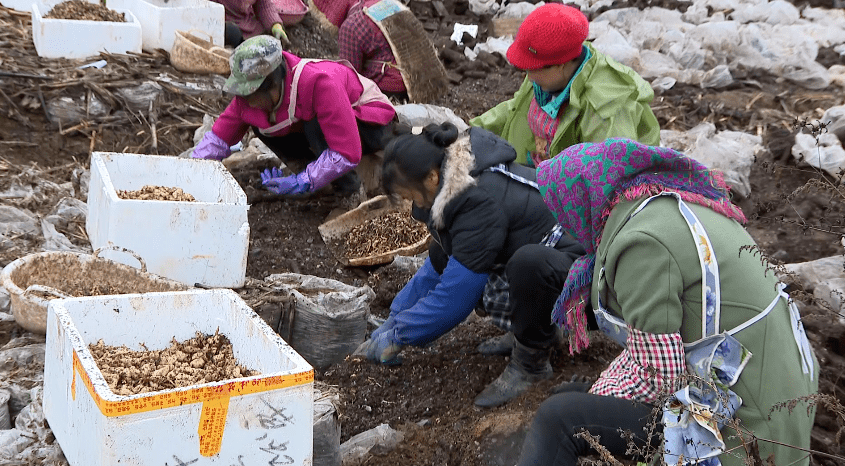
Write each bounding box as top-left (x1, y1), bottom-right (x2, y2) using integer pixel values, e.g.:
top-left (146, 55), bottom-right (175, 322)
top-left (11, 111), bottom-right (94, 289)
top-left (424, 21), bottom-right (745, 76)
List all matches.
top-left (303, 148), bottom-right (358, 191)
top-left (192, 130), bottom-right (231, 161)
top-left (260, 167), bottom-right (311, 195)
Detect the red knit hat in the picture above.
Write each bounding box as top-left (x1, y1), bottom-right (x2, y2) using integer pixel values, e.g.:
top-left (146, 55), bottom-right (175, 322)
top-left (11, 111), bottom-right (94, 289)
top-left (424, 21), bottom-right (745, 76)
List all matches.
top-left (506, 4), bottom-right (589, 70)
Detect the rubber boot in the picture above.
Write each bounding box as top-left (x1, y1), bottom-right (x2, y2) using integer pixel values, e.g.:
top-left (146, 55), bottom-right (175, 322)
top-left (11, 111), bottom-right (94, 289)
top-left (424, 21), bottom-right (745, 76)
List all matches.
top-left (476, 332), bottom-right (514, 356)
top-left (474, 339), bottom-right (552, 408)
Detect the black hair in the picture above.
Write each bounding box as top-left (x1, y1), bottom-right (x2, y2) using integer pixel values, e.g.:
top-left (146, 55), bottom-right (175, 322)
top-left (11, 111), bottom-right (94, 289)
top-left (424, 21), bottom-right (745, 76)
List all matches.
top-left (253, 63), bottom-right (287, 96)
top-left (381, 122), bottom-right (460, 195)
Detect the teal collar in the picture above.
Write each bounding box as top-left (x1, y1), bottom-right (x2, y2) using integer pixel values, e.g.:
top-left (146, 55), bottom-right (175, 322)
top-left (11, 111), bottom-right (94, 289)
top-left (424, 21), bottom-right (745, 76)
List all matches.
top-left (532, 46), bottom-right (591, 119)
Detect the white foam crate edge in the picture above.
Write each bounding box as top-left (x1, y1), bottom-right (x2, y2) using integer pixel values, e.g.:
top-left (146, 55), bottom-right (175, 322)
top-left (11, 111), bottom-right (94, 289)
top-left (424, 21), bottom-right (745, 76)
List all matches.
top-left (86, 152), bottom-right (249, 288)
top-left (43, 289), bottom-right (314, 465)
top-left (31, 3), bottom-right (142, 59)
top-left (107, 0), bottom-right (225, 52)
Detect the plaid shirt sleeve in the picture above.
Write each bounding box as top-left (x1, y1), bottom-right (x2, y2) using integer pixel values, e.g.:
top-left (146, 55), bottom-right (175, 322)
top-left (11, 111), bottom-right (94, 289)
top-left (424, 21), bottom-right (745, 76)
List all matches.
top-left (338, 6), bottom-right (406, 93)
top-left (590, 326), bottom-right (685, 403)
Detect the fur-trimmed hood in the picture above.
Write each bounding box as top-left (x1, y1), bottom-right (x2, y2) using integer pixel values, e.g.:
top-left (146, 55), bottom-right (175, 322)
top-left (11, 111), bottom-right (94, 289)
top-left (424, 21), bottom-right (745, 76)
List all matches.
top-left (429, 127), bottom-right (518, 228)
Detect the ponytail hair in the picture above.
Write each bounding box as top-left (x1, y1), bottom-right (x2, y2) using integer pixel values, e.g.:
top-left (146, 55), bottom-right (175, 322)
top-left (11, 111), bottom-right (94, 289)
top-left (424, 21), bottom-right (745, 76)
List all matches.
top-left (382, 122), bottom-right (460, 195)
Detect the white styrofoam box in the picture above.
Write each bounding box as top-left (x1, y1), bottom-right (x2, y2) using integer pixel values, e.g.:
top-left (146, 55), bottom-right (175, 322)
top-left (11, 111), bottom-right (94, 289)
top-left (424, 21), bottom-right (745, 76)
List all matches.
top-left (86, 152), bottom-right (249, 288)
top-left (107, 0), bottom-right (225, 52)
top-left (31, 3), bottom-right (142, 59)
top-left (43, 289), bottom-right (314, 466)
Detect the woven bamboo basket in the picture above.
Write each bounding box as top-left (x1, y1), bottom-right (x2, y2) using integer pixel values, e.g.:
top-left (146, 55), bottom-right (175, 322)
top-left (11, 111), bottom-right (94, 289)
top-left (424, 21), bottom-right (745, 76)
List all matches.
top-left (170, 30), bottom-right (230, 75)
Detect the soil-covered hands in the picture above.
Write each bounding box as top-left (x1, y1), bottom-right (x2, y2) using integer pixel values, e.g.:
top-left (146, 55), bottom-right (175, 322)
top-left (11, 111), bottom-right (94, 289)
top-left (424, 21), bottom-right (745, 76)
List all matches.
top-left (353, 331), bottom-right (403, 365)
top-left (260, 167), bottom-right (310, 195)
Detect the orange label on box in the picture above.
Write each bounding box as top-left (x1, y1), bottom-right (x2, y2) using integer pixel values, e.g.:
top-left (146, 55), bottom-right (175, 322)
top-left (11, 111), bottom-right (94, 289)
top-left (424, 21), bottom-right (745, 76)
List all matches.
top-left (198, 397), bottom-right (230, 456)
top-left (70, 350), bottom-right (313, 456)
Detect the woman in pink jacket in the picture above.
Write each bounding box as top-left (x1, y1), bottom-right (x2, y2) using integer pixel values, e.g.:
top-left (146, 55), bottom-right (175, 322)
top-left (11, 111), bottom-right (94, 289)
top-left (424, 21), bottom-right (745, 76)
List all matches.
top-left (193, 35), bottom-right (396, 196)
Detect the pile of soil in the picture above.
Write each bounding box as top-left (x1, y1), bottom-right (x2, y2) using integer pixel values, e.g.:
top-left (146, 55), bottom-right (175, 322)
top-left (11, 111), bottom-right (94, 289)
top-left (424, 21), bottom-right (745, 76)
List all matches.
top-left (116, 185), bottom-right (196, 202)
top-left (44, 0), bottom-right (125, 22)
top-left (346, 211), bottom-right (429, 259)
top-left (89, 331), bottom-right (259, 396)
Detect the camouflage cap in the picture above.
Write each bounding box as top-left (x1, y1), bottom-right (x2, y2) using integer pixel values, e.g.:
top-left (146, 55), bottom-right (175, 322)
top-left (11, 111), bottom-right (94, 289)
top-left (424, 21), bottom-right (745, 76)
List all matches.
top-left (223, 35), bottom-right (284, 96)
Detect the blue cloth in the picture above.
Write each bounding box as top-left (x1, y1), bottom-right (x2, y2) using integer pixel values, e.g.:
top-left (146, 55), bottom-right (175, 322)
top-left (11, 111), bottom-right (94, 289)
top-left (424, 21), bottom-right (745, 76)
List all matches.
top-left (370, 315), bottom-right (397, 340)
top-left (392, 256), bottom-right (489, 346)
top-left (359, 329), bottom-right (403, 365)
top-left (389, 257), bottom-right (440, 317)
top-left (531, 46), bottom-right (592, 119)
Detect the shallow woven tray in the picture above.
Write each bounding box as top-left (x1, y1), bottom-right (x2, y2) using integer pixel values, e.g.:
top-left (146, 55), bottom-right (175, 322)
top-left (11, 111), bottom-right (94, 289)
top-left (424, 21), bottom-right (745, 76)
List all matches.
top-left (318, 195), bottom-right (431, 267)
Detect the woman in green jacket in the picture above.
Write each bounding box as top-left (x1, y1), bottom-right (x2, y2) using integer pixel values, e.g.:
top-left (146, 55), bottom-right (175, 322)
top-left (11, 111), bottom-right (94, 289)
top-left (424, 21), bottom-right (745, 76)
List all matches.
top-left (469, 4), bottom-right (659, 167)
top-left (516, 139), bottom-right (817, 466)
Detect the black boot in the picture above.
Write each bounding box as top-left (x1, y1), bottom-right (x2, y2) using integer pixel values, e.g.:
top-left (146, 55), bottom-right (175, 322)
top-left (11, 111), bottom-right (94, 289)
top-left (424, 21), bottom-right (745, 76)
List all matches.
top-left (474, 339), bottom-right (552, 408)
top-left (476, 332), bottom-right (514, 356)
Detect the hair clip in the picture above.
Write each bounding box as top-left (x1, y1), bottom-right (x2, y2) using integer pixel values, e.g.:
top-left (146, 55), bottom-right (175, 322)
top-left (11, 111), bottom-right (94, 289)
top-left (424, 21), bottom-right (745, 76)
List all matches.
top-left (528, 47), bottom-right (537, 54)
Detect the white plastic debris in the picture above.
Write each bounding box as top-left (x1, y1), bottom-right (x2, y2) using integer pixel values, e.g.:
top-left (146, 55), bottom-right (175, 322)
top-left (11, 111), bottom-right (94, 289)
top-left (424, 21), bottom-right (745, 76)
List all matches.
top-left (340, 423), bottom-right (404, 466)
top-left (451, 23), bottom-right (479, 45)
top-left (792, 132), bottom-right (845, 180)
top-left (661, 122), bottom-right (761, 198)
top-left (469, 0), bottom-right (500, 16)
top-left (784, 255), bottom-right (845, 323)
top-left (395, 104), bottom-right (469, 133)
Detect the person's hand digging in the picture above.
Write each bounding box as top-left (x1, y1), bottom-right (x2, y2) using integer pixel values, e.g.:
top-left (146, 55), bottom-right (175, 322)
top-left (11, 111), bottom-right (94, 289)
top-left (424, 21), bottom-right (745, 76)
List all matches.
top-left (260, 167), bottom-right (310, 195)
top-left (271, 23), bottom-right (290, 46)
top-left (353, 330), bottom-right (403, 365)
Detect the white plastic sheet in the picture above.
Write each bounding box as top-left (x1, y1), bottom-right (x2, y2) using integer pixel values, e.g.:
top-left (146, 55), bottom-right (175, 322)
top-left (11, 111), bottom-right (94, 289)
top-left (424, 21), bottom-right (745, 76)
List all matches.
top-left (729, 0), bottom-right (799, 25)
top-left (660, 123), bottom-right (761, 198)
top-left (792, 132), bottom-right (845, 180)
top-left (340, 423), bottom-right (404, 466)
top-left (496, 1), bottom-right (543, 18)
top-left (395, 104), bottom-right (469, 133)
top-left (784, 255), bottom-right (845, 323)
top-left (469, 0), bottom-right (500, 15)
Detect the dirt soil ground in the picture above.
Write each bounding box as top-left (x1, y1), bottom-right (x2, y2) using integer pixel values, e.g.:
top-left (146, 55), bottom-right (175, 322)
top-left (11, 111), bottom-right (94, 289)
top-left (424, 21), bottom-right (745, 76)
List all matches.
top-left (1, 1), bottom-right (845, 465)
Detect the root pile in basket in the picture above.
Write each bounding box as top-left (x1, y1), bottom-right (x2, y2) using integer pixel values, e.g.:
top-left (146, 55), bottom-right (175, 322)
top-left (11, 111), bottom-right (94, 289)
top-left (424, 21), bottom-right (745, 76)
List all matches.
top-left (45, 0), bottom-right (126, 22)
top-left (117, 185), bottom-right (196, 202)
top-left (89, 331), bottom-right (260, 396)
top-left (345, 211), bottom-right (429, 259)
top-left (30, 282), bottom-right (124, 300)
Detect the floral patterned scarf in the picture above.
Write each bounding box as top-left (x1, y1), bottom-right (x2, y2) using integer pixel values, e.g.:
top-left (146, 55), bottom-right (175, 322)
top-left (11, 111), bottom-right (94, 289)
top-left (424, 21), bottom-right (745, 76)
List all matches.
top-left (536, 138), bottom-right (747, 353)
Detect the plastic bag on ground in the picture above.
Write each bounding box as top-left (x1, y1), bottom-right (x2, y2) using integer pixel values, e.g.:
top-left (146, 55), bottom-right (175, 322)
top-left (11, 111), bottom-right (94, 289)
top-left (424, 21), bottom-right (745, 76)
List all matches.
top-left (821, 105), bottom-right (845, 144)
top-left (591, 23), bottom-right (641, 68)
top-left (729, 0), bottom-right (799, 25)
top-left (341, 423), bottom-right (404, 466)
top-left (44, 197), bottom-right (87, 232)
top-left (0, 387), bottom-right (67, 466)
top-left (496, 1), bottom-right (543, 18)
top-left (0, 206), bottom-right (39, 237)
top-left (469, 0), bottom-right (500, 15)
top-left (792, 132), bottom-right (845, 180)
top-left (661, 122), bottom-right (760, 198)
top-left (40, 219), bottom-right (88, 253)
top-left (395, 104), bottom-right (469, 133)
top-left (783, 255), bottom-right (845, 323)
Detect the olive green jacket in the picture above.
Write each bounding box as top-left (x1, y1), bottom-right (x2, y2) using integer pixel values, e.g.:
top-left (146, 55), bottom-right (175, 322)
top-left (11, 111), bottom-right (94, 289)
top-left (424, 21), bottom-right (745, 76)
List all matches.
top-left (469, 43), bottom-right (660, 165)
top-left (593, 196), bottom-right (818, 466)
